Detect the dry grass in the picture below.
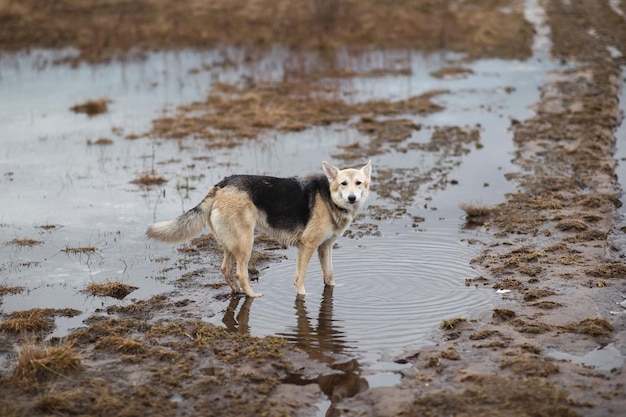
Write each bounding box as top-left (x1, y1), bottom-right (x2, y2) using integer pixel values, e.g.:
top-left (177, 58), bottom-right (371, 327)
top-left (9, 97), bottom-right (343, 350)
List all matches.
top-left (8, 238), bottom-right (43, 247)
top-left (512, 320), bottom-right (552, 334)
top-left (149, 81), bottom-right (448, 151)
top-left (87, 137), bottom-right (114, 145)
top-left (0, 308), bottom-right (81, 335)
top-left (532, 301), bottom-right (564, 309)
top-left (0, 0), bottom-right (533, 64)
top-left (500, 355), bottom-right (559, 377)
top-left (492, 308), bottom-right (516, 321)
top-left (468, 330), bottom-right (500, 341)
top-left (523, 288), bottom-right (557, 302)
top-left (438, 347), bottom-right (461, 360)
top-left (69, 98), bottom-right (110, 116)
top-left (151, 81), bottom-right (445, 146)
top-left (0, 309), bottom-right (54, 334)
top-left (61, 246), bottom-right (96, 254)
top-left (81, 280), bottom-right (138, 300)
top-left (441, 317), bottom-right (466, 330)
top-left (459, 202), bottom-right (493, 219)
top-left (69, 318), bottom-right (149, 344)
top-left (464, 275), bottom-right (489, 286)
top-left (586, 262), bottom-right (626, 279)
top-left (556, 219), bottom-right (588, 232)
top-left (430, 66), bottom-right (474, 79)
top-left (130, 173), bottom-right (167, 187)
top-left (0, 284), bottom-right (26, 296)
top-left (12, 343), bottom-right (82, 387)
top-left (95, 335), bottom-right (144, 354)
top-left (560, 317), bottom-right (614, 337)
top-left (36, 224), bottom-right (60, 230)
top-left (493, 277), bottom-right (523, 290)
top-left (412, 375), bottom-right (577, 416)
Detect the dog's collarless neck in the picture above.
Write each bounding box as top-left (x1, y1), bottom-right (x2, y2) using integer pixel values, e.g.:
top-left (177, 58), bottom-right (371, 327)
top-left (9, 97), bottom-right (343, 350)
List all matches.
top-left (329, 202), bottom-right (354, 231)
top-left (333, 202), bottom-right (349, 214)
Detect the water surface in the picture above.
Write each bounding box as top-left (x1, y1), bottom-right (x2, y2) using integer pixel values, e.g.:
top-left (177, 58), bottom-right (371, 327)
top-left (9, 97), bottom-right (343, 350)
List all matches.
top-left (0, 45), bottom-right (562, 410)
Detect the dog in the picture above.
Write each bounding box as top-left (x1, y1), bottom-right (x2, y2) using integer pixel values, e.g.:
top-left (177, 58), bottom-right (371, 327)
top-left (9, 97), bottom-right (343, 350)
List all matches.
top-left (147, 161), bottom-right (372, 297)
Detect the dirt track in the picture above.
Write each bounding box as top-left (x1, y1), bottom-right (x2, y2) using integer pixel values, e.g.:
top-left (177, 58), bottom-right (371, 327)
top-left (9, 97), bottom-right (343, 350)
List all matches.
top-left (1, 1), bottom-right (626, 416)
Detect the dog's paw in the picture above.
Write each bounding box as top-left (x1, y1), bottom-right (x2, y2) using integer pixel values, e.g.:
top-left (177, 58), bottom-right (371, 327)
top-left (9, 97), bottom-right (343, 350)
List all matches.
top-left (246, 291), bottom-right (263, 298)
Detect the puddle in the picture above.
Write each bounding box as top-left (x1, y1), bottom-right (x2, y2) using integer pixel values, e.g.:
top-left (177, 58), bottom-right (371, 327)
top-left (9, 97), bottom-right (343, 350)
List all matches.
top-left (1, 36), bottom-right (563, 414)
top-left (546, 343), bottom-right (625, 372)
top-left (210, 227), bottom-right (493, 359)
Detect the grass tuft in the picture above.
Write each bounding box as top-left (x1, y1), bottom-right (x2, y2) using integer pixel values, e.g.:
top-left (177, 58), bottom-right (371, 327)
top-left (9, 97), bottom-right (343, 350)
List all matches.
top-left (62, 246), bottom-right (97, 254)
top-left (560, 317), bottom-right (614, 337)
top-left (459, 202), bottom-right (493, 219)
top-left (441, 317), bottom-right (466, 330)
top-left (0, 284), bottom-right (26, 296)
top-left (1, 310), bottom-right (54, 334)
top-left (81, 280), bottom-right (138, 300)
top-left (95, 335), bottom-right (144, 354)
top-left (130, 173), bottom-right (167, 187)
top-left (12, 343), bottom-right (82, 387)
top-left (70, 98), bottom-right (110, 116)
top-left (8, 238), bottom-right (43, 247)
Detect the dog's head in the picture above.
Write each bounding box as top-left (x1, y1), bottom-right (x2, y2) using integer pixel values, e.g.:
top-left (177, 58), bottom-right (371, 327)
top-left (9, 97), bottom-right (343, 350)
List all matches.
top-left (323, 160), bottom-right (372, 212)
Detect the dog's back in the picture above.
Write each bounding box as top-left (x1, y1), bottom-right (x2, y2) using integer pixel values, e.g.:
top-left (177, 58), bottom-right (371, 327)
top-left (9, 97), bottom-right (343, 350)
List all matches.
top-left (217, 174), bottom-right (329, 231)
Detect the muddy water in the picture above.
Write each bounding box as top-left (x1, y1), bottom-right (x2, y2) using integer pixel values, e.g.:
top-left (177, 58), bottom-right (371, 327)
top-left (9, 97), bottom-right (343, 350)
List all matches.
top-left (1, 44), bottom-right (563, 411)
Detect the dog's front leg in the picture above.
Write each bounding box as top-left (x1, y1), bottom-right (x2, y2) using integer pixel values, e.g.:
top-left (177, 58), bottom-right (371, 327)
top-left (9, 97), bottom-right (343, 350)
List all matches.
top-left (318, 240), bottom-right (335, 286)
top-left (294, 243), bottom-right (317, 295)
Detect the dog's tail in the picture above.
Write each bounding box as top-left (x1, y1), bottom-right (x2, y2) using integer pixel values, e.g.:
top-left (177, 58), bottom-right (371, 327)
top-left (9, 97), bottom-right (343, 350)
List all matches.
top-left (147, 187), bottom-right (217, 243)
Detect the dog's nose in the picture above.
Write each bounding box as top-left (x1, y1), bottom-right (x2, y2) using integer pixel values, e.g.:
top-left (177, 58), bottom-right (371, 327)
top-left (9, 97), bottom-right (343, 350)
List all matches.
top-left (348, 195), bottom-right (357, 203)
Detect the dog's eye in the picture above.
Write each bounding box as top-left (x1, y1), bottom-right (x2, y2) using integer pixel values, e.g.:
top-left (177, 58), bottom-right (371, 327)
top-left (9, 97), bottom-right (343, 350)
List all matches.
top-left (341, 181), bottom-right (348, 186)
top-left (356, 181), bottom-right (362, 185)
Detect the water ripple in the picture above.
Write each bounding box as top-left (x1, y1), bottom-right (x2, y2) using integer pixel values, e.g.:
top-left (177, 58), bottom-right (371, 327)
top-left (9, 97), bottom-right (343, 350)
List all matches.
top-left (207, 226), bottom-right (496, 361)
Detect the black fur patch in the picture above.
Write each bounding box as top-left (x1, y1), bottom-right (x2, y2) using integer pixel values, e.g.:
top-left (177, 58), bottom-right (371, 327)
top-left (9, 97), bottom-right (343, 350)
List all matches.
top-left (216, 175), bottom-right (330, 230)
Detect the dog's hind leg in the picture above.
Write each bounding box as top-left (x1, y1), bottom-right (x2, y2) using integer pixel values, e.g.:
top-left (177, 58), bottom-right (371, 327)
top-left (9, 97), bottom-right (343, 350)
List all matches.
top-left (318, 239), bottom-right (335, 286)
top-left (233, 240), bottom-right (262, 298)
top-left (220, 249), bottom-right (241, 293)
top-left (222, 218), bottom-right (261, 298)
top-left (217, 233), bottom-right (260, 297)
top-left (211, 195), bottom-right (262, 297)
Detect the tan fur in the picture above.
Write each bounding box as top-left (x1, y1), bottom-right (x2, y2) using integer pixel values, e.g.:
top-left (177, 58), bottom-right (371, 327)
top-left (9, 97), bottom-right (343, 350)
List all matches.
top-left (147, 161), bottom-right (372, 297)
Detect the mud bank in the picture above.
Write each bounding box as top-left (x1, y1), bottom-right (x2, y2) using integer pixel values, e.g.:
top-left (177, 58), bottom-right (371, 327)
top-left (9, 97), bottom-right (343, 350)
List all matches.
top-left (340, 1), bottom-right (626, 416)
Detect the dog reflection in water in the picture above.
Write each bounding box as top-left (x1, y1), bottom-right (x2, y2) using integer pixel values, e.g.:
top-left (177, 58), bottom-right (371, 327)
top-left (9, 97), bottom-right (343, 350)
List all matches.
top-left (222, 296), bottom-right (253, 334)
top-left (221, 287), bottom-right (369, 410)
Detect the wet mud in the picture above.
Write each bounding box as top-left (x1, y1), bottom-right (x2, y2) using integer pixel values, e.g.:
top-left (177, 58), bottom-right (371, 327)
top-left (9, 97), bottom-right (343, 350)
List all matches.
top-left (1, 1), bottom-right (626, 416)
top-left (340, 1), bottom-right (626, 416)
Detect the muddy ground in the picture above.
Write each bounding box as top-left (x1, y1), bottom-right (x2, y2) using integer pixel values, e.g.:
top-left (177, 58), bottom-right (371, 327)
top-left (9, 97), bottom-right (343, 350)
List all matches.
top-left (1, 0), bottom-right (626, 416)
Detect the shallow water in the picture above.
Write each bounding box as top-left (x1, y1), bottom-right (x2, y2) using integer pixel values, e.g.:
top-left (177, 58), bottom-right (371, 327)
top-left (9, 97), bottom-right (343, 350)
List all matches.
top-left (546, 343), bottom-right (625, 372)
top-left (1, 40), bottom-right (563, 412)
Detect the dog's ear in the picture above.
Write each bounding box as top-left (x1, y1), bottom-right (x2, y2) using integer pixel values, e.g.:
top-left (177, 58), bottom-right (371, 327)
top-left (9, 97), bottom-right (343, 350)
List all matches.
top-left (322, 161), bottom-right (338, 181)
top-left (361, 160), bottom-right (372, 179)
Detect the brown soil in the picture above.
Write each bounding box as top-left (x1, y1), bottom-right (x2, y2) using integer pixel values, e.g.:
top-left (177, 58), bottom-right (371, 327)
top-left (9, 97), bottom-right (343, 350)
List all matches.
top-left (1, 0), bottom-right (625, 416)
